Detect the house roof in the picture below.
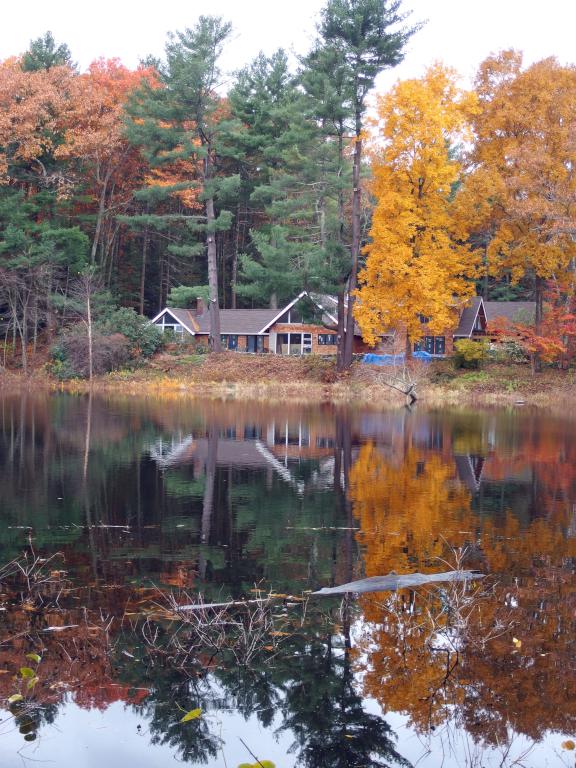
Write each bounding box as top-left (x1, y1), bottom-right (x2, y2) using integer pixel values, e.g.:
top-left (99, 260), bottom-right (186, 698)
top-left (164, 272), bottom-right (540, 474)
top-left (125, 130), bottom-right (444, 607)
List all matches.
top-left (484, 301), bottom-right (536, 325)
top-left (195, 308), bottom-right (280, 335)
top-left (155, 291), bottom-right (365, 336)
top-left (453, 297), bottom-right (484, 338)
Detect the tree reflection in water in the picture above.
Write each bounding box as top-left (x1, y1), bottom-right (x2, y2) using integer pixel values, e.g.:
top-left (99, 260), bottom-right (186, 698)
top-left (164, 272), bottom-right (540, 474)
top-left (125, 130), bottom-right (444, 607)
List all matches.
top-left (0, 393), bottom-right (575, 766)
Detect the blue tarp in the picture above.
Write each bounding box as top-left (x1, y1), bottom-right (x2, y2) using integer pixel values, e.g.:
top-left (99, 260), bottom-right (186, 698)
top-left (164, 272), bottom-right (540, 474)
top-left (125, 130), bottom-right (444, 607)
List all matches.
top-left (361, 351), bottom-right (435, 366)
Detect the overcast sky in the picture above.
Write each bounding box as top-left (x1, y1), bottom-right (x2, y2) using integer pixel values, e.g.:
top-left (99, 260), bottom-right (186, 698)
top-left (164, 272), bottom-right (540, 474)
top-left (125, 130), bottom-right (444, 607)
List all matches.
top-left (3, 0), bottom-right (576, 92)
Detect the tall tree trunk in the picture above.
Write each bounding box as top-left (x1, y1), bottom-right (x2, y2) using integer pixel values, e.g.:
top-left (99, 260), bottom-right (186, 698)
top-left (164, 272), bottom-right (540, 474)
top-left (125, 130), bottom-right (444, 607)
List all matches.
top-left (86, 291), bottom-right (93, 384)
top-left (533, 274), bottom-right (544, 373)
top-left (206, 195), bottom-right (222, 352)
top-left (91, 170), bottom-right (111, 265)
top-left (336, 290), bottom-right (345, 371)
top-left (204, 145), bottom-right (222, 352)
top-left (139, 225), bottom-right (149, 316)
top-left (343, 118), bottom-right (363, 368)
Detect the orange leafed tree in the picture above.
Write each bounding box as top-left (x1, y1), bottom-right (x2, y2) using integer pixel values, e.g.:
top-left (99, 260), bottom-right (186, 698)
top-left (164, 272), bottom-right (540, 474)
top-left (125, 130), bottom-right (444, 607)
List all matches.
top-left (355, 64), bottom-right (479, 352)
top-left (0, 58), bottom-right (72, 180)
top-left (55, 58), bottom-right (157, 265)
top-left (466, 52), bottom-right (576, 359)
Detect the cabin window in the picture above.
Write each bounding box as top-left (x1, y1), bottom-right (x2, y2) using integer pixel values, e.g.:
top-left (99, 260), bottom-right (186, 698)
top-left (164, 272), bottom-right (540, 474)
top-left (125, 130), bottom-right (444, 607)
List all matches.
top-left (318, 334), bottom-right (337, 345)
top-left (246, 335), bottom-right (264, 353)
top-left (414, 336), bottom-right (445, 355)
top-left (221, 334), bottom-right (238, 350)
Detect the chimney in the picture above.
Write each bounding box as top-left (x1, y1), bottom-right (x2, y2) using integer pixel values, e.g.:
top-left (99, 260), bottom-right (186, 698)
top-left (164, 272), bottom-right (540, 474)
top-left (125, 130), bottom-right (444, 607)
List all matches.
top-left (196, 297), bottom-right (205, 315)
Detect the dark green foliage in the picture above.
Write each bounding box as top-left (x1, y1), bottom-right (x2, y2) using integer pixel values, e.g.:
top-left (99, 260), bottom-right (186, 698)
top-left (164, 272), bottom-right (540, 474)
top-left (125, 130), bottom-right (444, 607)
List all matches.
top-left (167, 285), bottom-right (210, 307)
top-left (21, 31), bottom-right (75, 72)
top-left (97, 307), bottom-right (164, 358)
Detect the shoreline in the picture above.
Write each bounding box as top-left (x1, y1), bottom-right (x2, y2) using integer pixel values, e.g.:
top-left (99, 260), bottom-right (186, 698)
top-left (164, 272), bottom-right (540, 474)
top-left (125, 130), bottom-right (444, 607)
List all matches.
top-left (2, 354), bottom-right (575, 409)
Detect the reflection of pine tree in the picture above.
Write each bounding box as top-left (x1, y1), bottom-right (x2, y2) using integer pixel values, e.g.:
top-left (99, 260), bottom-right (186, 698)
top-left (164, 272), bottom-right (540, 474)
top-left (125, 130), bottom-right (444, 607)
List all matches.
top-left (277, 634), bottom-right (410, 768)
top-left (137, 669), bottom-right (222, 764)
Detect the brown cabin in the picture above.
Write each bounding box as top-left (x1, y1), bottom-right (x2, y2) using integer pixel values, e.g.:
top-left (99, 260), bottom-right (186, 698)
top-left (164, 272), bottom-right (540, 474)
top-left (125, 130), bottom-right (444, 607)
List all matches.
top-left (150, 291), bottom-right (371, 355)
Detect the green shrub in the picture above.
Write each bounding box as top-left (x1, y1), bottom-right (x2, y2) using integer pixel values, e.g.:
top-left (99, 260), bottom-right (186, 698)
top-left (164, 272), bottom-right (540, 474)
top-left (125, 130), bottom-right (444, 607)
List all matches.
top-left (453, 338), bottom-right (489, 369)
top-left (487, 341), bottom-right (528, 364)
top-left (96, 308), bottom-right (163, 358)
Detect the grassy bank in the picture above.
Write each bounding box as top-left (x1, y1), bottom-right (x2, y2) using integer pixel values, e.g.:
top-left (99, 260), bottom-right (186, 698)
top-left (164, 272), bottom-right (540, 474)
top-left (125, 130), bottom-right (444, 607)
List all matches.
top-left (2, 351), bottom-right (575, 408)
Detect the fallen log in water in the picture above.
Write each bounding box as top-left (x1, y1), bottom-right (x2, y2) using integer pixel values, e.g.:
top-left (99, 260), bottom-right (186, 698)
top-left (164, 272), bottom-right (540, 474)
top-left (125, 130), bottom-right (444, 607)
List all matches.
top-left (312, 570), bottom-right (484, 596)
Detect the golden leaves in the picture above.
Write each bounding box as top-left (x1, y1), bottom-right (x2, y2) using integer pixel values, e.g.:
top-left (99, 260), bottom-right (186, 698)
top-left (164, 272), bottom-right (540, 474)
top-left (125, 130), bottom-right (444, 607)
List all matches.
top-left (356, 65), bottom-right (478, 347)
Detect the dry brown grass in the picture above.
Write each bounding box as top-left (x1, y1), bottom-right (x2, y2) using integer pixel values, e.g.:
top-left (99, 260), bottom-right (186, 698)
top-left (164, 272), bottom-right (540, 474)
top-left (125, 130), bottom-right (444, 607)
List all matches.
top-left (3, 353), bottom-right (576, 410)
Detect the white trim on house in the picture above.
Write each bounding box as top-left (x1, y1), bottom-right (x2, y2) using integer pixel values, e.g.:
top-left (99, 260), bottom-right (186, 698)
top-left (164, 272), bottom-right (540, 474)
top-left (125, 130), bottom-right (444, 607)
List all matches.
top-left (257, 291), bottom-right (308, 334)
top-left (453, 297), bottom-right (485, 339)
top-left (150, 308), bottom-right (197, 336)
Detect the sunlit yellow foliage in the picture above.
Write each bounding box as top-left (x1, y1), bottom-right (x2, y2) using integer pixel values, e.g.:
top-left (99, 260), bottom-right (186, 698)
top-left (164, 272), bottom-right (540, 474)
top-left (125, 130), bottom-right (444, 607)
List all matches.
top-left (349, 441), bottom-right (472, 584)
top-left (356, 64), bottom-right (479, 346)
top-left (465, 51), bottom-right (576, 292)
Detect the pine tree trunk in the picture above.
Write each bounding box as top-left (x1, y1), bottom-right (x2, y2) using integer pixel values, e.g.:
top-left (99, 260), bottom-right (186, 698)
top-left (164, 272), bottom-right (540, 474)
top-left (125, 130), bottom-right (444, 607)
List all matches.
top-left (206, 195), bottom-right (222, 352)
top-left (139, 225), bottom-right (149, 316)
top-left (86, 291), bottom-right (93, 384)
top-left (337, 290), bottom-right (345, 372)
top-left (343, 119), bottom-right (363, 368)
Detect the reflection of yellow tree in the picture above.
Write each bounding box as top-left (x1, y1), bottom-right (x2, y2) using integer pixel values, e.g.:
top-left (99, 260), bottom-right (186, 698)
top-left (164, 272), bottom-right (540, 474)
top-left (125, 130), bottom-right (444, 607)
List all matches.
top-left (349, 443), bottom-right (472, 582)
top-left (349, 442), bottom-right (474, 729)
top-left (350, 441), bottom-right (576, 744)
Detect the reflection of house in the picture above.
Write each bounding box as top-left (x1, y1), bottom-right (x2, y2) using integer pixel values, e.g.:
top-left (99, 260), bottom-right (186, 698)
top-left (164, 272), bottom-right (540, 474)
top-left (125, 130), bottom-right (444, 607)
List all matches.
top-left (150, 292), bottom-right (370, 354)
top-left (149, 418), bottom-right (339, 495)
top-left (454, 454), bottom-right (486, 493)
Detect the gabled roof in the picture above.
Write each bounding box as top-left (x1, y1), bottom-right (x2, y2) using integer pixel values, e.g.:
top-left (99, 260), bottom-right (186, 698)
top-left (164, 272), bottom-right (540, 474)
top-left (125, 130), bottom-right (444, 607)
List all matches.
top-left (453, 297), bottom-right (484, 338)
top-left (257, 291), bottom-right (308, 333)
top-left (150, 307), bottom-right (199, 335)
top-left (195, 308), bottom-right (280, 335)
top-left (484, 301), bottom-right (536, 325)
top-left (152, 290), bottom-right (365, 336)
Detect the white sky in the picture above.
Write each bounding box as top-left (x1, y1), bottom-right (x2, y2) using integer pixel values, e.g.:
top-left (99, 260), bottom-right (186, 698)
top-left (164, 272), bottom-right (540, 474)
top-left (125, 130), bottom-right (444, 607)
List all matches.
top-left (3, 0), bottom-right (576, 94)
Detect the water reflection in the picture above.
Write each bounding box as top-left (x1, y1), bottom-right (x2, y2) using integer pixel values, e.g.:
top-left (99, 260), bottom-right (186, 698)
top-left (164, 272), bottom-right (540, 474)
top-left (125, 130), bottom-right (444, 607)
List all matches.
top-left (0, 393), bottom-right (575, 766)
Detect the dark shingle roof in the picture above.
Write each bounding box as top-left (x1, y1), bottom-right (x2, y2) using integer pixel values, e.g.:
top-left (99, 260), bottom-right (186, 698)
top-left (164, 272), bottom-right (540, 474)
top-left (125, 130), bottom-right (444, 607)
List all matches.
top-left (195, 308), bottom-right (279, 335)
top-left (453, 297), bottom-right (483, 338)
top-left (484, 301), bottom-right (536, 325)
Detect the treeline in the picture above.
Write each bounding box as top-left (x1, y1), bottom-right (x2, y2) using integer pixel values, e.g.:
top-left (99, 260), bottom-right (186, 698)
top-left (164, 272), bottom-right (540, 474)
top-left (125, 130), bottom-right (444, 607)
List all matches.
top-left (0, 1), bottom-right (419, 372)
top-left (1, 1), bottom-right (575, 375)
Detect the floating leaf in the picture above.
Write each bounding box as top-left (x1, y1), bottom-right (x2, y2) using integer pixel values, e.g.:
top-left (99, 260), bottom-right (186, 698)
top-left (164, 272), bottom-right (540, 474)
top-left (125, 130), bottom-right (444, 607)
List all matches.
top-left (7, 693), bottom-right (23, 704)
top-left (512, 637), bottom-right (522, 649)
top-left (237, 762), bottom-right (275, 768)
top-left (180, 707), bottom-right (202, 723)
top-left (19, 667), bottom-right (35, 679)
top-left (561, 740), bottom-right (575, 750)
top-left (25, 653), bottom-right (41, 664)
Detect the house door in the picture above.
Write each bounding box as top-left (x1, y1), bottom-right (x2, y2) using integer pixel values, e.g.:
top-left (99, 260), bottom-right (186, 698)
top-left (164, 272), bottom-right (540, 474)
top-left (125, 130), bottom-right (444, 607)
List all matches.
top-left (302, 333), bottom-right (312, 354)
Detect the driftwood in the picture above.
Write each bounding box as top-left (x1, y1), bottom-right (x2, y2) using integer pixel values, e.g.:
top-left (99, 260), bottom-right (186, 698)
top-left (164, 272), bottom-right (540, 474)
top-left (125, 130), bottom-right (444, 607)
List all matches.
top-left (312, 570), bottom-right (484, 596)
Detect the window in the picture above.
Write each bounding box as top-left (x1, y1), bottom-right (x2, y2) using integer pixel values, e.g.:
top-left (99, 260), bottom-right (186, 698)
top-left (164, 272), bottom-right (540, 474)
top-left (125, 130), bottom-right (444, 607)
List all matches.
top-left (246, 336), bottom-right (264, 353)
top-left (414, 336), bottom-right (445, 355)
top-left (318, 334), bottom-right (337, 345)
top-left (418, 314), bottom-right (431, 324)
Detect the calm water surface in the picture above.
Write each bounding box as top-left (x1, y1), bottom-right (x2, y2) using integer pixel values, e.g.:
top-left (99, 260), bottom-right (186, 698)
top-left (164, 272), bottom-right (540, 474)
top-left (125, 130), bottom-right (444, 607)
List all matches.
top-left (0, 393), bottom-right (574, 767)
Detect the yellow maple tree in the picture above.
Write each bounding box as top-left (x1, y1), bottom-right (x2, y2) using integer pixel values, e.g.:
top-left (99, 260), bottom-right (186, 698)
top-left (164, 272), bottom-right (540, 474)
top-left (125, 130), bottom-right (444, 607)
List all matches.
top-left (465, 52), bottom-right (576, 342)
top-left (355, 64), bottom-right (479, 351)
